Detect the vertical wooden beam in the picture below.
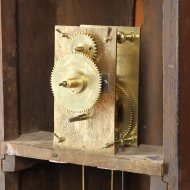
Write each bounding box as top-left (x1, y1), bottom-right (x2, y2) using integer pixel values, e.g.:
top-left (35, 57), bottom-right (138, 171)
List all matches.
top-left (1, 0), bottom-right (19, 140)
top-left (84, 167), bottom-right (111, 190)
top-left (163, 0), bottom-right (179, 190)
top-left (5, 173), bottom-right (20, 190)
top-left (179, 0), bottom-right (190, 189)
top-left (58, 164), bottom-right (82, 190)
top-left (135, 0), bottom-right (143, 26)
top-left (139, 0), bottom-right (163, 145)
top-left (17, 0), bottom-right (56, 134)
top-left (0, 1), bottom-right (20, 189)
top-left (2, 156), bottom-right (44, 172)
top-left (150, 176), bottom-right (167, 190)
top-left (124, 173), bottom-right (150, 190)
top-left (126, 0), bottom-right (135, 26)
top-left (0, 0), bottom-right (4, 143)
top-left (56, 0), bottom-right (134, 26)
top-left (19, 163), bottom-right (56, 190)
top-left (0, 172), bottom-right (5, 190)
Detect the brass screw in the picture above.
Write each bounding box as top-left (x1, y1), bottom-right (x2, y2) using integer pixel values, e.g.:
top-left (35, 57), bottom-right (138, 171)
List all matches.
top-left (104, 27), bottom-right (113, 43)
top-left (54, 133), bottom-right (65, 143)
top-left (69, 114), bottom-right (90, 123)
top-left (103, 142), bottom-right (115, 149)
top-left (56, 29), bottom-right (70, 39)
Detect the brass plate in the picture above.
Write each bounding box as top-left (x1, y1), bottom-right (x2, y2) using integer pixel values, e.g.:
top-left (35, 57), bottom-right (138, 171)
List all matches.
top-left (53, 26), bottom-right (117, 154)
top-left (81, 25), bottom-right (140, 147)
top-left (116, 27), bottom-right (140, 146)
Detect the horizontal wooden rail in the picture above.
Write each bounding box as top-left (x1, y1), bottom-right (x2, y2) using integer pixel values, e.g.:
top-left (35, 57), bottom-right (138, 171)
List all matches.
top-left (1, 131), bottom-right (163, 176)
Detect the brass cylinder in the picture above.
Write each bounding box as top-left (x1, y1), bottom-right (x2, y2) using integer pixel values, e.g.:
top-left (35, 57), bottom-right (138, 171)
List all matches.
top-left (75, 43), bottom-right (85, 52)
top-left (59, 78), bottom-right (83, 88)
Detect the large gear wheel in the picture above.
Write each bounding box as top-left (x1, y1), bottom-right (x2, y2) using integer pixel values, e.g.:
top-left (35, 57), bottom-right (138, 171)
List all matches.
top-left (68, 32), bottom-right (97, 60)
top-left (115, 84), bottom-right (136, 145)
top-left (51, 53), bottom-right (101, 113)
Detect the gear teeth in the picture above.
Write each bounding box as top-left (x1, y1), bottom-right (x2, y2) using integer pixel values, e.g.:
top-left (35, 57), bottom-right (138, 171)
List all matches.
top-left (87, 32), bottom-right (104, 63)
top-left (50, 55), bottom-right (66, 96)
top-left (116, 84), bottom-right (135, 138)
top-left (51, 52), bottom-right (101, 113)
top-left (64, 53), bottom-right (102, 113)
top-left (68, 32), bottom-right (98, 60)
top-left (50, 64), bottom-right (56, 95)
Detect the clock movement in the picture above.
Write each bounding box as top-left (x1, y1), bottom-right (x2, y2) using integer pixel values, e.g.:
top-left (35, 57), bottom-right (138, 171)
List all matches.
top-left (51, 25), bottom-right (140, 154)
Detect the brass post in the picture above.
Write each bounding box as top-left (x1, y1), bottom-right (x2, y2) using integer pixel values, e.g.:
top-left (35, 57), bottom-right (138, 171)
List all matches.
top-left (82, 165), bottom-right (85, 190)
top-left (111, 170), bottom-right (114, 190)
top-left (59, 78), bottom-right (83, 88)
top-left (122, 171), bottom-right (124, 190)
top-left (117, 31), bottom-right (139, 43)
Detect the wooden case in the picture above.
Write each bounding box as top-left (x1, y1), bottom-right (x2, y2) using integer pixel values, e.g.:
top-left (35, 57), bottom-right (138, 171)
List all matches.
top-left (0, 0), bottom-right (189, 190)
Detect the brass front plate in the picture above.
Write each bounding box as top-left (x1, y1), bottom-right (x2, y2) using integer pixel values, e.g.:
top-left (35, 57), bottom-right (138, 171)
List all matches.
top-left (53, 26), bottom-right (117, 154)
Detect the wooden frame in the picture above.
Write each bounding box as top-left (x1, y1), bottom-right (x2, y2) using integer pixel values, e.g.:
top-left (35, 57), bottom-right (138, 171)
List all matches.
top-left (0, 0), bottom-right (189, 189)
top-left (163, 1), bottom-right (179, 190)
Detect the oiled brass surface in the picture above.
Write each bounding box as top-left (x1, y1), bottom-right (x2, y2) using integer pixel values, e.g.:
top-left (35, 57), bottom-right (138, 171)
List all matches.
top-left (52, 25), bottom-right (140, 154)
top-left (51, 53), bottom-right (101, 112)
top-left (53, 26), bottom-right (116, 154)
top-left (81, 25), bottom-right (140, 147)
top-left (69, 32), bottom-right (97, 60)
top-left (116, 27), bottom-right (140, 146)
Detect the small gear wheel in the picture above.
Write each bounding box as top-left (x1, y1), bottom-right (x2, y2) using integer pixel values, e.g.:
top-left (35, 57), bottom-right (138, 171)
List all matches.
top-left (68, 32), bottom-right (97, 60)
top-left (51, 53), bottom-right (101, 113)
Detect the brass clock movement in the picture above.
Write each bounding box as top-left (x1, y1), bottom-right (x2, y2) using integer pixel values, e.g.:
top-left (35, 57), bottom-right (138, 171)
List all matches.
top-left (51, 25), bottom-right (140, 154)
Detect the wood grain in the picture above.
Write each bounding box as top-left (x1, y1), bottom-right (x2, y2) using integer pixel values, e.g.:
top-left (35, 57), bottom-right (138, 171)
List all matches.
top-left (58, 164), bottom-right (82, 190)
top-left (1, 0), bottom-right (19, 140)
top-left (0, 172), bottom-right (5, 190)
top-left (163, 1), bottom-right (179, 190)
top-left (5, 173), bottom-right (20, 190)
top-left (0, 0), bottom-right (3, 142)
top-left (179, 0), bottom-right (190, 189)
top-left (124, 173), bottom-right (150, 190)
top-left (150, 176), bottom-right (167, 190)
top-left (84, 167), bottom-right (126, 190)
top-left (1, 131), bottom-right (163, 176)
top-left (135, 0), bottom-right (144, 26)
top-left (85, 167), bottom-right (111, 190)
top-left (0, 0), bottom-right (177, 189)
top-left (139, 0), bottom-right (163, 146)
top-left (0, 1), bottom-right (20, 189)
top-left (17, 0), bottom-right (55, 134)
top-left (123, 1), bottom-right (163, 189)
top-left (19, 163), bottom-right (57, 190)
top-left (56, 0), bottom-right (134, 26)
top-left (2, 155), bottom-right (44, 172)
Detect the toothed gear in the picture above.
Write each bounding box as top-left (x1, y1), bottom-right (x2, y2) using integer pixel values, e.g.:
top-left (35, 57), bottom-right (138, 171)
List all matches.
top-left (116, 84), bottom-right (135, 142)
top-left (69, 32), bottom-right (97, 60)
top-left (51, 53), bottom-right (101, 113)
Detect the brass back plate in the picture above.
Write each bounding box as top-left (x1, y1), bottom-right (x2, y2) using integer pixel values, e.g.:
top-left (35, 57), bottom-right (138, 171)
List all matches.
top-left (116, 27), bottom-right (140, 147)
top-left (81, 25), bottom-right (140, 147)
